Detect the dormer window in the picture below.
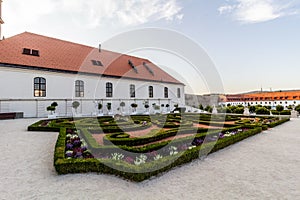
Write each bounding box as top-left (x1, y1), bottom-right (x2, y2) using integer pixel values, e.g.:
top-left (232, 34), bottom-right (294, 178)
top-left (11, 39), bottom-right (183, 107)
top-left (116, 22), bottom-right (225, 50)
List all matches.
top-left (143, 62), bottom-right (154, 76)
top-left (32, 50), bottom-right (39, 56)
top-left (22, 48), bottom-right (40, 57)
top-left (128, 60), bottom-right (138, 73)
top-left (91, 60), bottom-right (103, 66)
top-left (23, 48), bottom-right (31, 55)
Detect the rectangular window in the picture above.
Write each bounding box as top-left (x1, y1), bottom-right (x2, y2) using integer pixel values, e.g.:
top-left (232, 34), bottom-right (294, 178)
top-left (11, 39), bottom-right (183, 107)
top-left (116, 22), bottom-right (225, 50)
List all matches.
top-left (106, 82), bottom-right (113, 97)
top-left (23, 48), bottom-right (39, 56)
top-left (177, 88), bottom-right (181, 98)
top-left (34, 77), bottom-right (46, 97)
top-left (31, 50), bottom-right (40, 56)
top-left (164, 87), bottom-right (168, 98)
top-left (149, 86), bottom-right (153, 98)
top-left (130, 84), bottom-right (135, 98)
top-left (23, 48), bottom-right (31, 55)
top-left (75, 80), bottom-right (84, 97)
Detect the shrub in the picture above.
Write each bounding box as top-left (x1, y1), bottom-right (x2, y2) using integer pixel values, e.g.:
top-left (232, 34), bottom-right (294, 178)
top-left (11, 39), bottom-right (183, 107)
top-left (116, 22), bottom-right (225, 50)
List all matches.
top-left (271, 110), bottom-right (279, 115)
top-left (276, 105), bottom-right (284, 112)
top-left (72, 101), bottom-right (80, 110)
top-left (98, 103), bottom-right (103, 110)
top-left (47, 106), bottom-right (56, 114)
top-left (280, 110), bottom-right (291, 115)
top-left (256, 107), bottom-right (270, 115)
top-left (51, 102), bottom-right (58, 107)
top-left (106, 103), bottom-right (112, 111)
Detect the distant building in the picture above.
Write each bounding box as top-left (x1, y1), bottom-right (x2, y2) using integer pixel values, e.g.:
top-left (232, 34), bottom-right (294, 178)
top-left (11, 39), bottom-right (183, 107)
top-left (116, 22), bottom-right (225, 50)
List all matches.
top-left (185, 94), bottom-right (223, 108)
top-left (220, 90), bottom-right (300, 109)
top-left (0, 32), bottom-right (185, 117)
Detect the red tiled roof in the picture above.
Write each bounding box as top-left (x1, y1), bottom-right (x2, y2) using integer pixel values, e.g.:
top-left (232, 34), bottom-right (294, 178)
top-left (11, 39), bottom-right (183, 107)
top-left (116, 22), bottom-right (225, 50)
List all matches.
top-left (0, 32), bottom-right (183, 84)
top-left (223, 90), bottom-right (300, 102)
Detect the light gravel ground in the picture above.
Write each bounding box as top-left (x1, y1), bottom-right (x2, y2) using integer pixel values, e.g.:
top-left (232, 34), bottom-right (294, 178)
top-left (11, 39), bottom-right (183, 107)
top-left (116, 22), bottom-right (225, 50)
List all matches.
top-left (0, 118), bottom-right (299, 200)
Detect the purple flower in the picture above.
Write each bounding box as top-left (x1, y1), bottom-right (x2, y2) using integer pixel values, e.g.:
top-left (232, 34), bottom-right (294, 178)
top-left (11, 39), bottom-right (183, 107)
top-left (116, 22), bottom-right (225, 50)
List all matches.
top-left (73, 140), bottom-right (82, 147)
top-left (65, 151), bottom-right (73, 157)
top-left (192, 138), bottom-right (203, 146)
top-left (66, 143), bottom-right (73, 150)
top-left (74, 151), bottom-right (82, 158)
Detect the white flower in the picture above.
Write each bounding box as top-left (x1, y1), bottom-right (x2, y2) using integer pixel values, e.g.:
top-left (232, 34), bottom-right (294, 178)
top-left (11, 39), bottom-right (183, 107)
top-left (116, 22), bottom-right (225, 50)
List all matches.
top-left (169, 146), bottom-right (178, 156)
top-left (111, 153), bottom-right (124, 160)
top-left (134, 154), bottom-right (147, 165)
top-left (154, 154), bottom-right (163, 160)
top-left (188, 146), bottom-right (196, 150)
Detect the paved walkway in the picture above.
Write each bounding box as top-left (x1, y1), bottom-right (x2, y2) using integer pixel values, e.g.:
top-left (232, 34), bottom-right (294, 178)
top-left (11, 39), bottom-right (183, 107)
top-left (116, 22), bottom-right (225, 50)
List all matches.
top-left (0, 118), bottom-right (299, 200)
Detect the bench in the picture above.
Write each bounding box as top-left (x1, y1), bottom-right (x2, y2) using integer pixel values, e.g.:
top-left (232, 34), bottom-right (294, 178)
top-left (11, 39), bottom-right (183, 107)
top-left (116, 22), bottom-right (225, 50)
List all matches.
top-left (0, 112), bottom-right (24, 120)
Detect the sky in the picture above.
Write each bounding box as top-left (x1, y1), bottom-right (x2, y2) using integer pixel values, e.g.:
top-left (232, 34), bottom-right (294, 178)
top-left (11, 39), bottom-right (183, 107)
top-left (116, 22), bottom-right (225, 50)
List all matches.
top-left (2, 0), bottom-right (300, 94)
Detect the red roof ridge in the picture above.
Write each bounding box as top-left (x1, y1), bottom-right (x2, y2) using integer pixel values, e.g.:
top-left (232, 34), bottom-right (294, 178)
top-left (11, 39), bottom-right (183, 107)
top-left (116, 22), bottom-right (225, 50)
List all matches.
top-left (21, 31), bottom-right (94, 49)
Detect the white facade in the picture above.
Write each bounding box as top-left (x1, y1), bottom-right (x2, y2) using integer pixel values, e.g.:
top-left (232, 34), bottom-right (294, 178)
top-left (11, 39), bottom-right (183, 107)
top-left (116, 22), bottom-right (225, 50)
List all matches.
top-left (220, 100), bottom-right (300, 109)
top-left (0, 65), bottom-right (185, 117)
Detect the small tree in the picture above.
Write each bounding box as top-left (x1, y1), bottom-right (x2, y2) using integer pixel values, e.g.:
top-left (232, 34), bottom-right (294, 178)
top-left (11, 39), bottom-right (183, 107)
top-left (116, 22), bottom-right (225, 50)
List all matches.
top-left (51, 102), bottom-right (58, 108)
top-left (131, 103), bottom-right (138, 112)
top-left (166, 104), bottom-right (170, 112)
top-left (276, 105), bottom-right (284, 112)
top-left (72, 101), bottom-right (80, 114)
top-left (144, 104), bottom-right (149, 113)
top-left (47, 102), bottom-right (58, 114)
top-left (204, 105), bottom-right (211, 112)
top-left (98, 103), bottom-right (103, 114)
top-left (46, 106), bottom-right (55, 115)
top-left (249, 106), bottom-right (256, 113)
top-left (295, 104), bottom-right (300, 112)
top-left (106, 102), bottom-right (112, 112)
top-left (120, 102), bottom-right (125, 113)
top-left (199, 104), bottom-right (203, 110)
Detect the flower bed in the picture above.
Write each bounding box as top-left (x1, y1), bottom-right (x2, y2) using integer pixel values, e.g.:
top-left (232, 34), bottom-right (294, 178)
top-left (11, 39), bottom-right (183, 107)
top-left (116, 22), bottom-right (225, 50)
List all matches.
top-left (28, 113), bottom-right (290, 181)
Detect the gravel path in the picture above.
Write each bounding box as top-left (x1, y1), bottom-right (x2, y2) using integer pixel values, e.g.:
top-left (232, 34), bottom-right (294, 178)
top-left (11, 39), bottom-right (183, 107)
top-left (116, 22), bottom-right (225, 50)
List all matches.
top-left (0, 118), bottom-right (299, 200)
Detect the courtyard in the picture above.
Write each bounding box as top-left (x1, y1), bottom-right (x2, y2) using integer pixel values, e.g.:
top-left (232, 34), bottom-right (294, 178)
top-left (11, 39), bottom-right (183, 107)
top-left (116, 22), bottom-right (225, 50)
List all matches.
top-left (0, 117), bottom-right (299, 199)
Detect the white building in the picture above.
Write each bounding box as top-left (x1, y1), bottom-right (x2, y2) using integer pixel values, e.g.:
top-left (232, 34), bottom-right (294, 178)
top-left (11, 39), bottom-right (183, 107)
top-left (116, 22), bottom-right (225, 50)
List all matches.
top-left (0, 32), bottom-right (185, 117)
top-left (220, 91), bottom-right (300, 109)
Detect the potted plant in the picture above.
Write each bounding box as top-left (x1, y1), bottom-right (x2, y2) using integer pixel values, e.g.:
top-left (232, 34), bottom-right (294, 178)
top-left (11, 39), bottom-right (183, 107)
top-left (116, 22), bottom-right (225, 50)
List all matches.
top-left (106, 102), bottom-right (112, 115)
top-left (131, 103), bottom-right (138, 114)
top-left (120, 102), bottom-right (125, 115)
top-left (72, 101), bottom-right (80, 116)
top-left (47, 102), bottom-right (58, 118)
top-left (153, 104), bottom-right (160, 114)
top-left (98, 102), bottom-right (103, 116)
top-left (161, 104), bottom-right (165, 113)
top-left (144, 104), bottom-right (150, 114)
top-left (166, 104), bottom-right (170, 113)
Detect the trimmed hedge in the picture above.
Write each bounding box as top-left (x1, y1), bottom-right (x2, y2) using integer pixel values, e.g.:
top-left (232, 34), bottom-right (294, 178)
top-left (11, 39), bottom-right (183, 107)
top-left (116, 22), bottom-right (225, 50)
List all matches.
top-left (29, 114), bottom-right (290, 182)
top-left (54, 126), bottom-right (264, 182)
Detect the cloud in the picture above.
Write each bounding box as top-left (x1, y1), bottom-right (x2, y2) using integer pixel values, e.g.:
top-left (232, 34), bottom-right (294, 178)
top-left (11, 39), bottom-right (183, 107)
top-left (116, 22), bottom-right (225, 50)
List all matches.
top-left (3, 0), bottom-right (183, 32)
top-left (59, 0), bottom-right (183, 28)
top-left (218, 0), bottom-right (298, 24)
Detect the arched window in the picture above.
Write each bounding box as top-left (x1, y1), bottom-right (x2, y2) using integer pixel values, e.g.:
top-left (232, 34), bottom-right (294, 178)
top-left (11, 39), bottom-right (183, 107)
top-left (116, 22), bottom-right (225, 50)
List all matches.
top-left (149, 86), bottom-right (153, 98)
top-left (75, 80), bottom-right (84, 97)
top-left (106, 82), bottom-right (113, 97)
top-left (177, 88), bottom-right (181, 98)
top-left (164, 87), bottom-right (168, 98)
top-left (130, 84), bottom-right (135, 98)
top-left (34, 77), bottom-right (46, 97)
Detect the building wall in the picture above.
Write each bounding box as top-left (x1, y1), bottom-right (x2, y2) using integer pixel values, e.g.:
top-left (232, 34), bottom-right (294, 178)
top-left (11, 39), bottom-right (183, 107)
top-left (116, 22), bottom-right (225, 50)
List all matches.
top-left (220, 100), bottom-right (300, 109)
top-left (0, 65), bottom-right (185, 117)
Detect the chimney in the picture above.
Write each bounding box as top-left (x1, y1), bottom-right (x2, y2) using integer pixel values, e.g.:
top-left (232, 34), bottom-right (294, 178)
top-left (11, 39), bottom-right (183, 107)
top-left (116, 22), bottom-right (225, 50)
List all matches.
top-left (0, 0), bottom-right (4, 40)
